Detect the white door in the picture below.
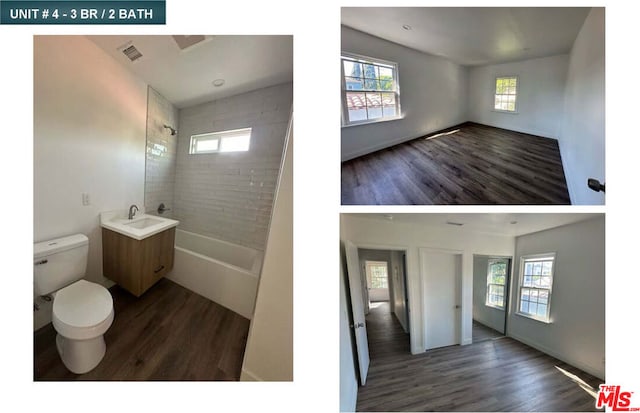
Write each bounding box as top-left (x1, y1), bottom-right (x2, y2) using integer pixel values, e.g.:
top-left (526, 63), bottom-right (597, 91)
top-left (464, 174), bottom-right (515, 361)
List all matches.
top-left (420, 249), bottom-right (461, 350)
top-left (345, 240), bottom-right (370, 385)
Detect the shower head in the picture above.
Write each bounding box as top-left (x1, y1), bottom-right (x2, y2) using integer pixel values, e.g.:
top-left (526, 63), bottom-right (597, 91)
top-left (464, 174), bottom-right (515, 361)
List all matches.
top-left (163, 124), bottom-right (177, 136)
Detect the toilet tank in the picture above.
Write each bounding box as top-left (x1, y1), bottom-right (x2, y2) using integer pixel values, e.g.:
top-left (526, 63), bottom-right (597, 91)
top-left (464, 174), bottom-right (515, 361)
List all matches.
top-left (34, 234), bottom-right (89, 296)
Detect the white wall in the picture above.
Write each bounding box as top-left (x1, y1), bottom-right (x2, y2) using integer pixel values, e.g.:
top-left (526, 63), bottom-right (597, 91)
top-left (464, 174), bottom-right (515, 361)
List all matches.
top-left (341, 215), bottom-right (514, 354)
top-left (468, 55), bottom-right (569, 138)
top-left (472, 256), bottom-right (506, 334)
top-left (341, 26), bottom-right (468, 161)
top-left (34, 36), bottom-right (148, 330)
top-left (175, 83), bottom-right (293, 250)
top-left (240, 118), bottom-right (293, 381)
top-left (508, 216), bottom-right (605, 379)
top-left (559, 8), bottom-right (605, 205)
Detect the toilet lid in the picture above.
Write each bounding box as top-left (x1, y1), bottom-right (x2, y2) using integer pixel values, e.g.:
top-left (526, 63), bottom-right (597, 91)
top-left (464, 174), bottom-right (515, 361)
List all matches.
top-left (53, 280), bottom-right (113, 328)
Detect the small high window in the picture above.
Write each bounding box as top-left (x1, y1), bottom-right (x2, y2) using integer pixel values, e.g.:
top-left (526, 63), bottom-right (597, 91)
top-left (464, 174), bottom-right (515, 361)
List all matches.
top-left (494, 76), bottom-right (518, 112)
top-left (341, 53), bottom-right (401, 126)
top-left (189, 127), bottom-right (252, 154)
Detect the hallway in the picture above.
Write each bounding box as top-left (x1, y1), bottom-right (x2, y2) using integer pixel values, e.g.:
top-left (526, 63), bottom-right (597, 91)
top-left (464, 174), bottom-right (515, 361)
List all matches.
top-left (356, 302), bottom-right (602, 412)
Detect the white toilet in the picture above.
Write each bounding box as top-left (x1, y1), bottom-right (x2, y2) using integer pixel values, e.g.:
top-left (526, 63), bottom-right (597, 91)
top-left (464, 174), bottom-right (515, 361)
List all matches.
top-left (34, 234), bottom-right (114, 374)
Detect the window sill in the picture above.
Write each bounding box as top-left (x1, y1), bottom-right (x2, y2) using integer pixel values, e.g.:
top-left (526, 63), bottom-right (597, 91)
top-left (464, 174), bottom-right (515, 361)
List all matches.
top-left (485, 304), bottom-right (505, 311)
top-left (492, 109), bottom-right (519, 115)
top-left (515, 312), bottom-right (552, 324)
top-left (342, 115), bottom-right (404, 129)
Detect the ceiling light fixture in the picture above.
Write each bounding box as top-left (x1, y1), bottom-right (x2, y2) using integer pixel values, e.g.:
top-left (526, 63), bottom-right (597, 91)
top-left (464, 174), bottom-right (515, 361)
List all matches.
top-left (212, 79), bottom-right (225, 87)
top-left (402, 24), bottom-right (412, 31)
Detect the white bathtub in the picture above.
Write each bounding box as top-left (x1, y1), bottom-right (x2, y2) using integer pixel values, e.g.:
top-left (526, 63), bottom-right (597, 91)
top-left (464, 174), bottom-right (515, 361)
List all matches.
top-left (167, 229), bottom-right (263, 319)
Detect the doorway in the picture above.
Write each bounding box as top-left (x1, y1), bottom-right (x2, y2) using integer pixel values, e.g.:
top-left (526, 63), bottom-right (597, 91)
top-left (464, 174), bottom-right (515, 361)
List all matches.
top-left (472, 255), bottom-right (512, 343)
top-left (343, 242), bottom-right (411, 385)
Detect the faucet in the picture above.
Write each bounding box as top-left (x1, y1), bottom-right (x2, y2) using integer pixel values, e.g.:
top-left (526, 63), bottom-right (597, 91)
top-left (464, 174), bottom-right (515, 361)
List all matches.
top-left (128, 204), bottom-right (139, 220)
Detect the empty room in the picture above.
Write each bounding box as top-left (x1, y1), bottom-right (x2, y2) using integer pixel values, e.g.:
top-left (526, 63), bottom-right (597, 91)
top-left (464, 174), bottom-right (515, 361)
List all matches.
top-left (341, 7), bottom-right (604, 205)
top-left (340, 213), bottom-right (605, 411)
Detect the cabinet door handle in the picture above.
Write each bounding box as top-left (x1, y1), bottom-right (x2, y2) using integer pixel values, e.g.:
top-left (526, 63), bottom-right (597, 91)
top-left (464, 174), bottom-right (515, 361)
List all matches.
top-left (154, 265), bottom-right (165, 273)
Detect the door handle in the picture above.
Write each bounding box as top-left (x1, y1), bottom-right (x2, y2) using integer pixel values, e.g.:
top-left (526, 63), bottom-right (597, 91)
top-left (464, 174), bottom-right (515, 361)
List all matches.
top-left (350, 322), bottom-right (365, 329)
top-left (455, 305), bottom-right (461, 309)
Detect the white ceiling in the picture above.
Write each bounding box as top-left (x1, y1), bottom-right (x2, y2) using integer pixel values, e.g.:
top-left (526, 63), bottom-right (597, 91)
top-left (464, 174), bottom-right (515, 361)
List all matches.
top-left (87, 35), bottom-right (293, 108)
top-left (341, 7), bottom-right (592, 66)
top-left (346, 213), bottom-right (600, 237)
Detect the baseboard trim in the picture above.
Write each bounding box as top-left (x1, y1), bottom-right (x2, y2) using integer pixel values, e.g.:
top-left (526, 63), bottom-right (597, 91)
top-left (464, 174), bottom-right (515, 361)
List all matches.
top-left (508, 332), bottom-right (604, 380)
top-left (342, 122), bottom-right (470, 162)
top-left (240, 367), bottom-right (263, 381)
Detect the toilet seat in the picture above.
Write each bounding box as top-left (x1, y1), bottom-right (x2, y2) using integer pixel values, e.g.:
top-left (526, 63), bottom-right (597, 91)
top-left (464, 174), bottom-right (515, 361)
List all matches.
top-left (52, 280), bottom-right (114, 341)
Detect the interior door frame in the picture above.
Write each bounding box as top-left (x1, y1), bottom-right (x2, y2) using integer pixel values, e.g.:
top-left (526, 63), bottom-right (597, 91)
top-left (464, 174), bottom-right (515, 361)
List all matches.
top-left (419, 247), bottom-right (464, 351)
top-left (472, 254), bottom-right (513, 336)
top-left (348, 242), bottom-right (413, 350)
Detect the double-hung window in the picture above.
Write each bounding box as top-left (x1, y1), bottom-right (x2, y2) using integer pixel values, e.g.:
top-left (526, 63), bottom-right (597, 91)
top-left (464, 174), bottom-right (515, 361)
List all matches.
top-left (485, 259), bottom-right (508, 309)
top-left (341, 53), bottom-right (401, 126)
top-left (494, 76), bottom-right (518, 112)
top-left (517, 253), bottom-right (555, 322)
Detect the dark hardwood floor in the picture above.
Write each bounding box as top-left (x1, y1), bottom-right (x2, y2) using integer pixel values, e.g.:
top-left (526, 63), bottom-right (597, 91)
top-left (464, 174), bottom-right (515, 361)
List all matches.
top-left (357, 302), bottom-right (602, 412)
top-left (342, 122), bottom-right (571, 205)
top-left (34, 278), bottom-right (250, 381)
top-left (472, 320), bottom-right (504, 343)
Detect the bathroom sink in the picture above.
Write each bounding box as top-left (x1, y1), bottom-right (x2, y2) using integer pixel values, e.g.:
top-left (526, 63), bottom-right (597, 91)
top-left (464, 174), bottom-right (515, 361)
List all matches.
top-left (100, 210), bottom-right (179, 240)
top-left (123, 217), bottom-right (163, 229)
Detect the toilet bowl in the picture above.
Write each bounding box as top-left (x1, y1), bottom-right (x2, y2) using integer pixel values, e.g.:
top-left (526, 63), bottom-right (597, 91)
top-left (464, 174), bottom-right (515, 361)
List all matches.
top-left (34, 234), bottom-right (115, 374)
top-left (52, 280), bottom-right (114, 374)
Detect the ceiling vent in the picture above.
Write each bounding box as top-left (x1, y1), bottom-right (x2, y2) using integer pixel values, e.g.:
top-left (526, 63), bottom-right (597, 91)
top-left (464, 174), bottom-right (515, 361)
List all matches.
top-left (172, 35), bottom-right (207, 50)
top-left (120, 43), bottom-right (143, 62)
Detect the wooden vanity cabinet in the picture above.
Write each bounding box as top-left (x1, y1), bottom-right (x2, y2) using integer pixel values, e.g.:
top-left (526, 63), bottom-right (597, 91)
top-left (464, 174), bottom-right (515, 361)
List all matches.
top-left (102, 227), bottom-right (175, 297)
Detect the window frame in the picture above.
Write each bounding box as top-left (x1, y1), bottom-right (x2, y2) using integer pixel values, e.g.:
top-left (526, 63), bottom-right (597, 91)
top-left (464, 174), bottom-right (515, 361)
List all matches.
top-left (341, 52), bottom-right (402, 127)
top-left (365, 261), bottom-right (389, 289)
top-left (189, 127), bottom-right (252, 155)
top-left (493, 75), bottom-right (519, 114)
top-left (516, 253), bottom-right (556, 323)
top-left (485, 258), bottom-right (508, 310)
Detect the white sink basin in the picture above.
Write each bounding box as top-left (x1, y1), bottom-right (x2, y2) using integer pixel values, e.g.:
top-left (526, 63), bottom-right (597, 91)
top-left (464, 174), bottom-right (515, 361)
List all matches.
top-left (101, 211), bottom-right (179, 240)
top-left (123, 217), bottom-right (163, 229)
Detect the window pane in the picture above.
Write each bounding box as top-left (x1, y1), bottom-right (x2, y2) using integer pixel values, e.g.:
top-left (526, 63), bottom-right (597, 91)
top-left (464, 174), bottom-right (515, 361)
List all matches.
top-left (364, 78), bottom-right (381, 90)
top-left (344, 61), bottom-right (362, 80)
top-left (346, 92), bottom-right (367, 122)
top-left (523, 275), bottom-right (532, 287)
top-left (542, 261), bottom-right (552, 275)
top-left (524, 262), bottom-right (534, 275)
top-left (537, 304), bottom-right (547, 317)
top-left (507, 101), bottom-right (516, 111)
top-left (345, 77), bottom-right (364, 91)
top-left (510, 78), bottom-right (517, 88)
top-left (220, 133), bottom-right (250, 152)
top-left (383, 106), bottom-right (397, 117)
top-left (540, 276), bottom-right (551, 288)
top-left (529, 302), bottom-right (538, 315)
top-left (533, 275), bottom-right (541, 287)
top-left (521, 288), bottom-right (530, 301)
top-left (530, 289), bottom-right (539, 301)
top-left (362, 63), bottom-right (377, 79)
top-left (533, 262), bottom-right (542, 275)
top-left (539, 291), bottom-right (549, 304)
top-left (521, 300), bottom-right (529, 313)
top-left (196, 138), bottom-right (219, 152)
top-left (366, 93), bottom-right (382, 119)
top-left (496, 79), bottom-right (505, 94)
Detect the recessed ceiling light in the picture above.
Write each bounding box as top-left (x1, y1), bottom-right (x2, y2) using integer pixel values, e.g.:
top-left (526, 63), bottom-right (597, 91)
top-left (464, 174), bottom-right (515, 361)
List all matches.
top-left (212, 79), bottom-right (225, 87)
top-left (402, 24), bottom-right (412, 31)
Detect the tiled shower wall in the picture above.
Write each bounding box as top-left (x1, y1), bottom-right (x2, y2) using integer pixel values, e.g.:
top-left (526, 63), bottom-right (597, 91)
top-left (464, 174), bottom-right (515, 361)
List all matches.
top-left (174, 82), bottom-right (293, 251)
top-left (144, 87), bottom-right (179, 218)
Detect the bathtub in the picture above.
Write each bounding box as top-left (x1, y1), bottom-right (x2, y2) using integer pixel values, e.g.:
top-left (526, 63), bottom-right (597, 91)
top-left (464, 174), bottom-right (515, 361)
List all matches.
top-left (166, 229), bottom-right (263, 319)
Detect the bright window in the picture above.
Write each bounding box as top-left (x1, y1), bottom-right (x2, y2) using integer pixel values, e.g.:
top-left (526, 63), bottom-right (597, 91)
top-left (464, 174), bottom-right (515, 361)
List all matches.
top-left (341, 53), bottom-right (401, 126)
top-left (494, 76), bottom-right (518, 112)
top-left (517, 254), bottom-right (555, 322)
top-left (366, 261), bottom-right (388, 289)
top-left (485, 259), bottom-right (508, 309)
top-left (189, 127), bottom-right (252, 154)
